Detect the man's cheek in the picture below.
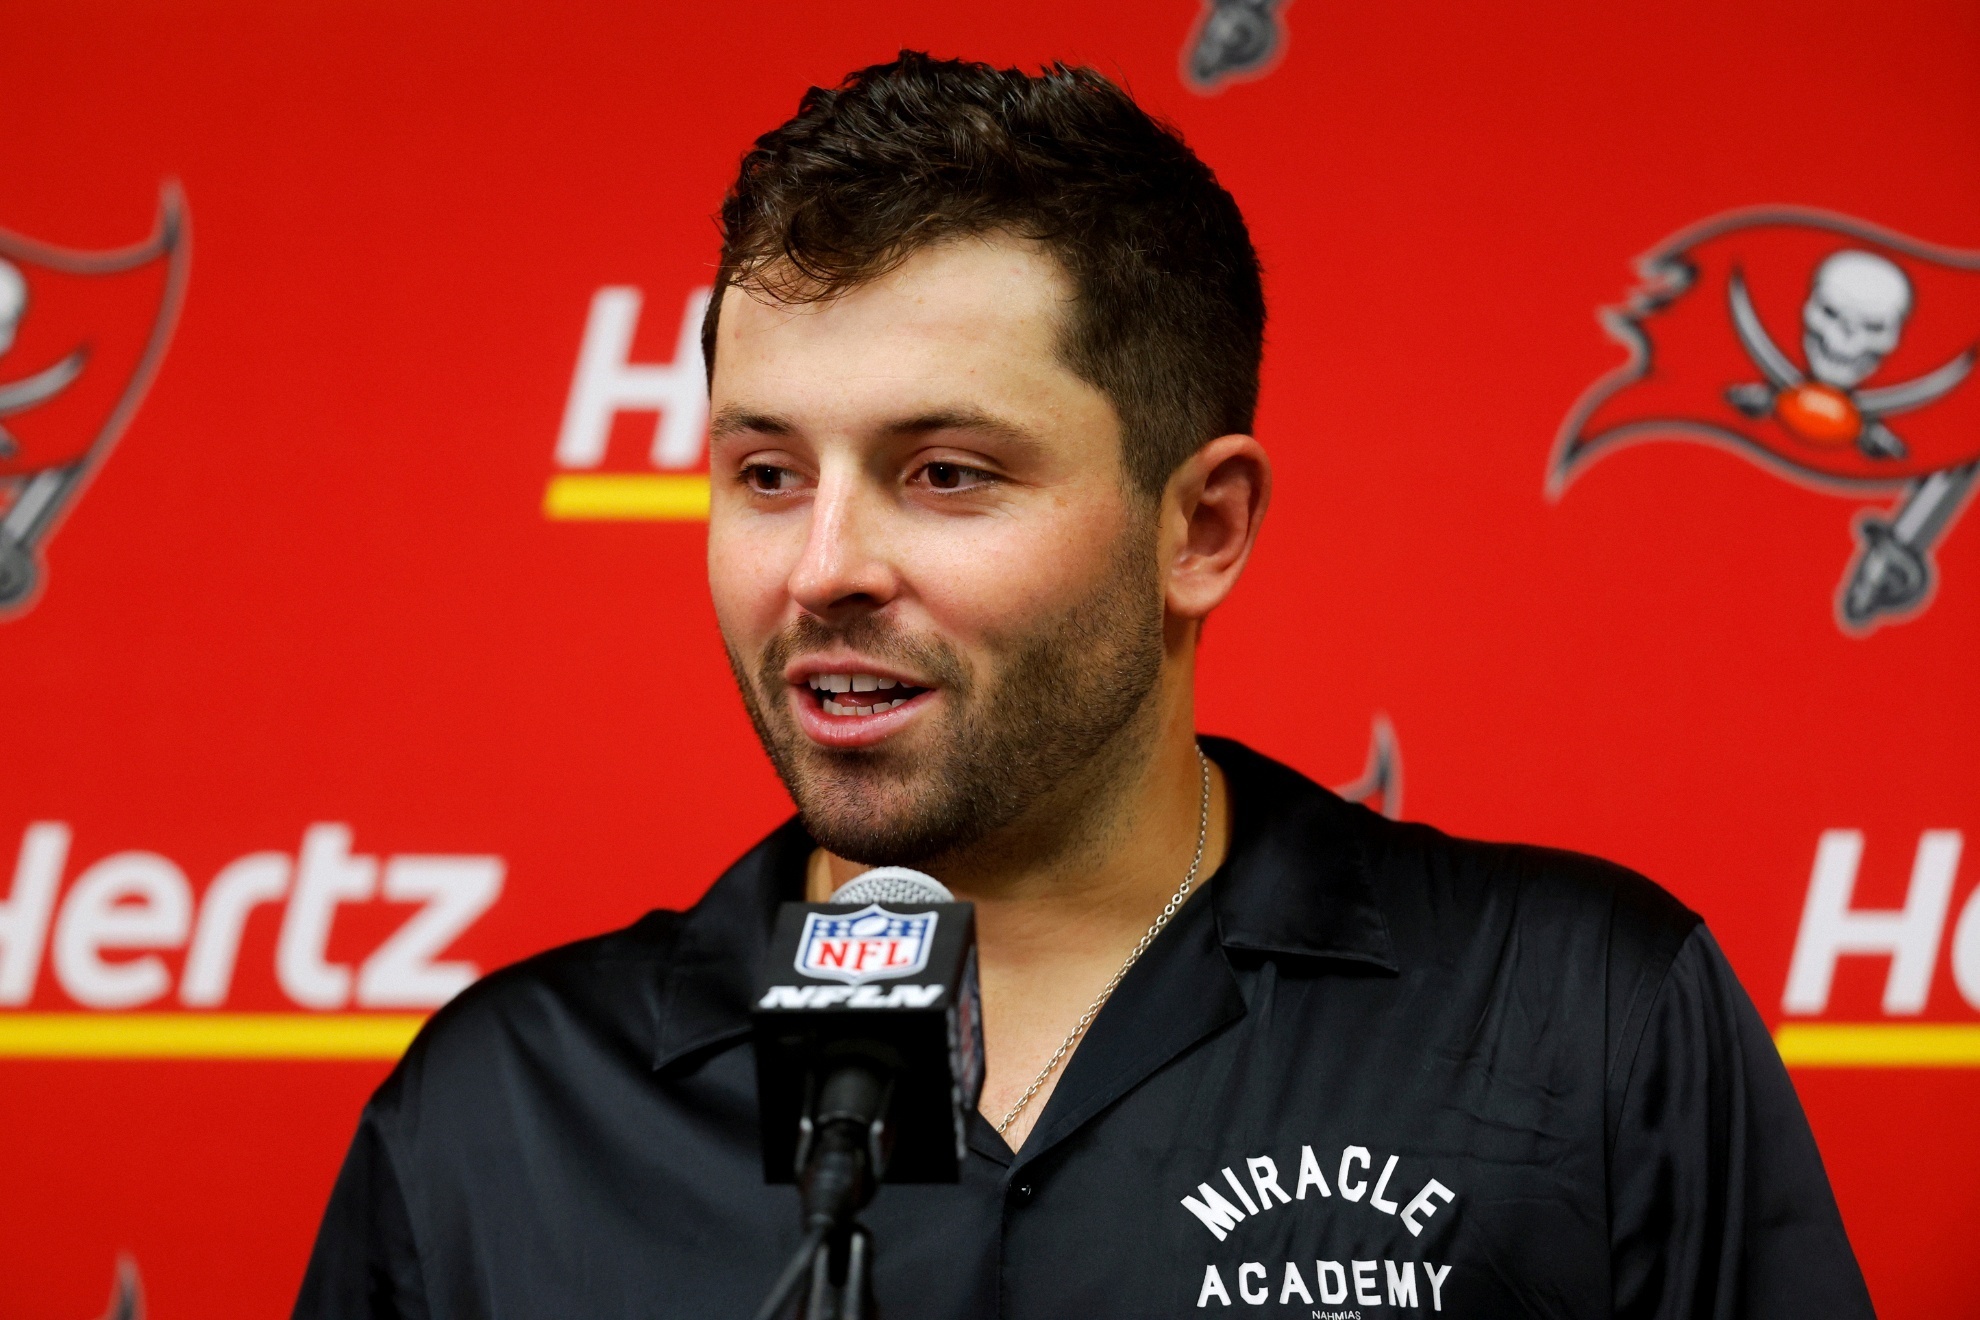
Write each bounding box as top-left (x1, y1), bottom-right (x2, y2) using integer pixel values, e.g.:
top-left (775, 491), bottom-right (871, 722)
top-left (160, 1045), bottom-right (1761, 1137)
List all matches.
top-left (708, 529), bottom-right (790, 632)
top-left (912, 530), bottom-right (1099, 625)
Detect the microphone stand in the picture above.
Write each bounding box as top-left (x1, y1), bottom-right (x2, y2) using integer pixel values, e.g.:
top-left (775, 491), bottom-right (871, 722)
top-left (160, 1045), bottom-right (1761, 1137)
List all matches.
top-left (754, 1063), bottom-right (892, 1320)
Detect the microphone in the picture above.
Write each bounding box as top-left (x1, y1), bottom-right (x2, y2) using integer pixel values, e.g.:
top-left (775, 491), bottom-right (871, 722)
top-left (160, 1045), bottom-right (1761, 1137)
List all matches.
top-left (751, 867), bottom-right (984, 1319)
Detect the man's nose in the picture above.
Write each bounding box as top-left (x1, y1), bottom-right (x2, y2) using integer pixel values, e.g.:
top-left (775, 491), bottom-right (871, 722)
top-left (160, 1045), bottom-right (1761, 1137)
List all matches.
top-left (788, 471), bottom-right (899, 618)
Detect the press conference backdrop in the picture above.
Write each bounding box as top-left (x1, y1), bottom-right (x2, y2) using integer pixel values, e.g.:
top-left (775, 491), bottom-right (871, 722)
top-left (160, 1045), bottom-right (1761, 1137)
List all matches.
top-left (2, 2), bottom-right (1974, 1315)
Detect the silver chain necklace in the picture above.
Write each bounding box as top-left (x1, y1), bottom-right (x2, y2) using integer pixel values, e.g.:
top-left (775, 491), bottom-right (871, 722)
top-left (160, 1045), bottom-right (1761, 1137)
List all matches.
top-left (996, 747), bottom-right (1213, 1139)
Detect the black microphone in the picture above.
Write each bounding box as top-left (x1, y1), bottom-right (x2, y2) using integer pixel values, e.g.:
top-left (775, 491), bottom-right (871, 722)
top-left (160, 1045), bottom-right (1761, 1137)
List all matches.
top-left (751, 867), bottom-right (984, 1320)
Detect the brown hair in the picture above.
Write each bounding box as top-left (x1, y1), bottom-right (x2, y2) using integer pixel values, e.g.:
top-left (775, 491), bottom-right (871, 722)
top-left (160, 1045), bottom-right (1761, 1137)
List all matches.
top-left (702, 51), bottom-right (1265, 496)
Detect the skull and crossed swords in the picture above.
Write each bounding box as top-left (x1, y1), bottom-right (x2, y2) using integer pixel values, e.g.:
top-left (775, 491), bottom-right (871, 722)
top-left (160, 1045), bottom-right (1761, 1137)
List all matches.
top-left (0, 255), bottom-right (91, 608)
top-left (1723, 249), bottom-right (1980, 628)
top-left (1724, 249), bottom-right (1971, 461)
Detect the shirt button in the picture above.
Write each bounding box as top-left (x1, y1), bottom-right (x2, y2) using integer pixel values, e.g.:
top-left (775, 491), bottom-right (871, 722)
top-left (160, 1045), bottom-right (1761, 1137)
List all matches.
top-left (1011, 1181), bottom-right (1035, 1201)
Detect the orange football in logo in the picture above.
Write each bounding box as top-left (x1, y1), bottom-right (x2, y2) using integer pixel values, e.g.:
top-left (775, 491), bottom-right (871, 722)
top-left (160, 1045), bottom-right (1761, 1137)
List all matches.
top-left (1776, 383), bottom-right (1861, 446)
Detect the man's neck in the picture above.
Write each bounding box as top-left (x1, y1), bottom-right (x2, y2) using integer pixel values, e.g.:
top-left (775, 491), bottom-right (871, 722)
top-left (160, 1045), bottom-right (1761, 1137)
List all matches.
top-left (803, 695), bottom-right (1231, 1148)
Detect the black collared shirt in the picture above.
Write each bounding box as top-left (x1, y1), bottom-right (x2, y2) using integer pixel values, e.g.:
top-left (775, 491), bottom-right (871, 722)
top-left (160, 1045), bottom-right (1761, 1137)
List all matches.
top-left (295, 739), bottom-right (1872, 1318)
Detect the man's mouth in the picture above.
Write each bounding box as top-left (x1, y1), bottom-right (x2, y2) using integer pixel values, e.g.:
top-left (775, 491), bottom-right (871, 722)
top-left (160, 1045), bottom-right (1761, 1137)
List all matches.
top-left (803, 672), bottom-right (932, 717)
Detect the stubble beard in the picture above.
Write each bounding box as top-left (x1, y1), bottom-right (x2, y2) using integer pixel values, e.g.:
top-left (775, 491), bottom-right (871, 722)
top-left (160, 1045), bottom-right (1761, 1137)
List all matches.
top-left (725, 521), bottom-right (1167, 868)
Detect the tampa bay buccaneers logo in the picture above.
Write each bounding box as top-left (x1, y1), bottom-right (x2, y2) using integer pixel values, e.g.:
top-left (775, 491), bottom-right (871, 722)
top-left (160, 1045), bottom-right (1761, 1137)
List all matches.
top-left (1182, 0), bottom-right (1290, 91)
top-left (1552, 208), bottom-right (1980, 633)
top-left (0, 187), bottom-right (189, 618)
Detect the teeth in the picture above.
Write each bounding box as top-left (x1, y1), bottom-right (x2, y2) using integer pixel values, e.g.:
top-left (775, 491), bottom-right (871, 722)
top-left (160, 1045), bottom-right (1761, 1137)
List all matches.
top-left (810, 672), bottom-right (918, 696)
top-left (820, 697), bottom-right (911, 717)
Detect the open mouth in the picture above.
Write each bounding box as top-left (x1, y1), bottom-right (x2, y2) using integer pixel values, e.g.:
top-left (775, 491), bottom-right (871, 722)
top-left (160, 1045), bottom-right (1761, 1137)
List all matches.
top-left (803, 672), bottom-right (933, 717)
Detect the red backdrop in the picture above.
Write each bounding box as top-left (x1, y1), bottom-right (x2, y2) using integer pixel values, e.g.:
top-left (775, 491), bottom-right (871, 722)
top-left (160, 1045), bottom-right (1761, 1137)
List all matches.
top-left (3, 2), bottom-right (1976, 1315)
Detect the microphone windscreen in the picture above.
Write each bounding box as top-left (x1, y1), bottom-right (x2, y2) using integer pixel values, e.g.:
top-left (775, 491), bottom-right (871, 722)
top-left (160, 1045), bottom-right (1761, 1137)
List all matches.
top-left (829, 867), bottom-right (954, 907)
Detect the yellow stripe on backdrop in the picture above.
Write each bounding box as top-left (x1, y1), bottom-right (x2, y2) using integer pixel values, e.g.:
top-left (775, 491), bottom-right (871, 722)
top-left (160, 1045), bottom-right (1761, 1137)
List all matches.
top-left (543, 473), bottom-right (712, 520)
top-left (9, 1018), bottom-right (1975, 1066)
top-left (0, 1013), bottom-right (426, 1060)
top-left (1775, 1022), bottom-right (1980, 1067)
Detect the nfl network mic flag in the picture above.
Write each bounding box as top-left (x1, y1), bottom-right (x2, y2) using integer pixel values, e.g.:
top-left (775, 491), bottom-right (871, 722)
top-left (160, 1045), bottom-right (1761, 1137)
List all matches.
top-left (755, 897), bottom-right (983, 1185)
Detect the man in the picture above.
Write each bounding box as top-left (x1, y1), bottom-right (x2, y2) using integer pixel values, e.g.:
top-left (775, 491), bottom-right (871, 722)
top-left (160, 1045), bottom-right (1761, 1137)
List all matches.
top-left (296, 52), bottom-right (1873, 1318)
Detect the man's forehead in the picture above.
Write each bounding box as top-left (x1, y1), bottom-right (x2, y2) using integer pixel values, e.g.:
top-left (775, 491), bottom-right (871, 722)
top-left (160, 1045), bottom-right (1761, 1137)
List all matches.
top-left (710, 238), bottom-right (1093, 417)
top-left (721, 233), bottom-right (1069, 336)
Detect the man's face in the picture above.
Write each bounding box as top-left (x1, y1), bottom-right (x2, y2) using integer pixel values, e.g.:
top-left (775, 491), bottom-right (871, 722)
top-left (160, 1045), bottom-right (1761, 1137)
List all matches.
top-left (706, 236), bottom-right (1167, 865)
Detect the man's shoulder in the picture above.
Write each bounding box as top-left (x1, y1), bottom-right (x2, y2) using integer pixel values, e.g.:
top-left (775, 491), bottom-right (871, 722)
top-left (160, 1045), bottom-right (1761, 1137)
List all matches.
top-left (1219, 735), bottom-right (1701, 959)
top-left (1370, 807), bottom-right (1710, 969)
top-left (1358, 811), bottom-right (1707, 1076)
top-left (371, 819), bottom-right (804, 1132)
top-left (373, 909), bottom-right (689, 1121)
top-left (451, 908), bottom-right (686, 1027)
top-left (1371, 811), bottom-right (1698, 947)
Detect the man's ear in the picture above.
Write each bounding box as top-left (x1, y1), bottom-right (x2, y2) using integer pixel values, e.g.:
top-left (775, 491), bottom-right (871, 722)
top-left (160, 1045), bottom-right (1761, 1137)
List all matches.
top-left (1164, 433), bottom-right (1272, 621)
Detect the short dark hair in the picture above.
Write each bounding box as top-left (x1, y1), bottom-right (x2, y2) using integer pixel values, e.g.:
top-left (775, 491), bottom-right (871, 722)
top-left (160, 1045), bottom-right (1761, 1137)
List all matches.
top-left (702, 51), bottom-right (1265, 496)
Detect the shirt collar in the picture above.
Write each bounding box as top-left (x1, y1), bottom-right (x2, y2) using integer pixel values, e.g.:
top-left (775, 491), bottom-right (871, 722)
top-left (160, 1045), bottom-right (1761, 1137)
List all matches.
top-left (1202, 735), bottom-right (1399, 972)
top-left (649, 818), bottom-right (809, 1071)
top-left (650, 736), bottom-right (1397, 1071)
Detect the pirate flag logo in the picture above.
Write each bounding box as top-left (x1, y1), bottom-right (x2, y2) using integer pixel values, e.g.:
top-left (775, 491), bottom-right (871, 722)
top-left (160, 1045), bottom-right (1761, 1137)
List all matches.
top-left (1552, 208), bottom-right (1980, 633)
top-left (1182, 0), bottom-right (1290, 92)
top-left (0, 187), bottom-right (189, 618)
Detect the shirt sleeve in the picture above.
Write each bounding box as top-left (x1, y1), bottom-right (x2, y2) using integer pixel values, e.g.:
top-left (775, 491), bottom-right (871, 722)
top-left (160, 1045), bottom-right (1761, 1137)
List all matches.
top-left (292, 1106), bottom-right (430, 1320)
top-left (1608, 925), bottom-right (1874, 1319)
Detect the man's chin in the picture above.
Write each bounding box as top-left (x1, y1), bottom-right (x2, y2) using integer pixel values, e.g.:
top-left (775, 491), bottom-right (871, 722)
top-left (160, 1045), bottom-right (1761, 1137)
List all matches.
top-left (798, 807), bottom-right (971, 869)
top-left (782, 760), bottom-right (981, 867)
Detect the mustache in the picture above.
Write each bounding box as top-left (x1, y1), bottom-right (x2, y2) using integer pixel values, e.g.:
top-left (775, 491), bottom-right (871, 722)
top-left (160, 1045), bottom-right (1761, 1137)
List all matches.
top-left (757, 614), bottom-right (973, 694)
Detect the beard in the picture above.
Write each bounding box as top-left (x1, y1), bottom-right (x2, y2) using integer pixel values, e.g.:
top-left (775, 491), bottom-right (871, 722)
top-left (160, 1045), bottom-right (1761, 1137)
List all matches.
top-left (725, 520), bottom-right (1167, 867)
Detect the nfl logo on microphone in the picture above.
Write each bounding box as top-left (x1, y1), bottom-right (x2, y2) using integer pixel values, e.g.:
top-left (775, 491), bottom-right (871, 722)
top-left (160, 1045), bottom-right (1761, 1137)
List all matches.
top-left (796, 907), bottom-right (938, 985)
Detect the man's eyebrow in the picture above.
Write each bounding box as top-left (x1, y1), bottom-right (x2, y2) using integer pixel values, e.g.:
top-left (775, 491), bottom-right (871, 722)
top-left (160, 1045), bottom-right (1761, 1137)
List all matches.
top-left (709, 405), bottom-right (1043, 449)
top-left (884, 407), bottom-right (1039, 448)
top-left (709, 407), bottom-right (795, 441)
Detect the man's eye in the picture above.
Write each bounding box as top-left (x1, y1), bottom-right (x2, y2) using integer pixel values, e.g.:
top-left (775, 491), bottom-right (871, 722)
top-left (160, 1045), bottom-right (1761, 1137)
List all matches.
top-left (744, 464), bottom-right (792, 493)
top-left (919, 462), bottom-right (989, 491)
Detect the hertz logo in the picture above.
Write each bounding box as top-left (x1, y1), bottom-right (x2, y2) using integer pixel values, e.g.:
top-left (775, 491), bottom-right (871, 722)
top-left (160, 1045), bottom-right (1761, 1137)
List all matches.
top-left (1776, 828), bottom-right (1980, 1067)
top-left (543, 286), bottom-right (713, 522)
top-left (0, 822), bottom-right (503, 1060)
